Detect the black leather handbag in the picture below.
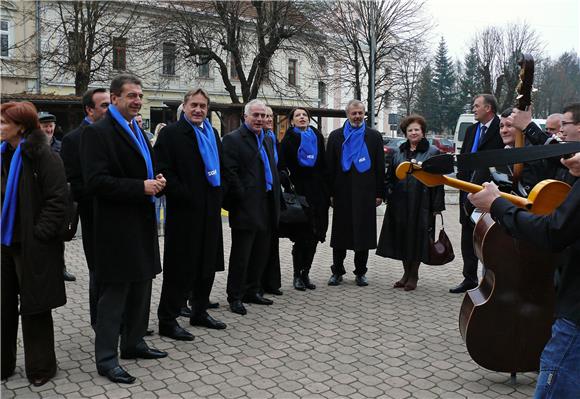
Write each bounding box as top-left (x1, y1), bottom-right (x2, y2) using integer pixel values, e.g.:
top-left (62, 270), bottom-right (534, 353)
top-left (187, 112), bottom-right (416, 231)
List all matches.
top-left (280, 173), bottom-right (309, 224)
top-left (425, 213), bottom-right (455, 266)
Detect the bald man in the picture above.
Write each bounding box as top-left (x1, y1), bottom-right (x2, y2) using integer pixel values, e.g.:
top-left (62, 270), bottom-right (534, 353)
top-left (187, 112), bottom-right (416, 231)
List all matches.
top-left (546, 113), bottom-right (562, 137)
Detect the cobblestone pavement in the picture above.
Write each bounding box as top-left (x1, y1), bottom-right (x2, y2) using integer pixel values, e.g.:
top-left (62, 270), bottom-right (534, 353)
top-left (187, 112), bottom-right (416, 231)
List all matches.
top-left (2, 205), bottom-right (538, 398)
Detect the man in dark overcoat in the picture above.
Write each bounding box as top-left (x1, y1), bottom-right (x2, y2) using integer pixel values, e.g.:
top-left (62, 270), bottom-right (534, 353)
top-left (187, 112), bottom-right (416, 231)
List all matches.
top-left (450, 94), bottom-right (503, 294)
top-left (61, 87), bottom-right (110, 328)
top-left (222, 99), bottom-right (281, 316)
top-left (325, 99), bottom-right (385, 287)
top-left (154, 88), bottom-right (226, 341)
top-left (79, 74), bottom-right (167, 384)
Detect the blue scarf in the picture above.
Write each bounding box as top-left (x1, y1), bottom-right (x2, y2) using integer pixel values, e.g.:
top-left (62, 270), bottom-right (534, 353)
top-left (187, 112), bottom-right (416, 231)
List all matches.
top-left (294, 126), bottom-right (317, 167)
top-left (108, 105), bottom-right (154, 201)
top-left (245, 123), bottom-right (273, 191)
top-left (341, 121), bottom-right (370, 173)
top-left (1, 140), bottom-right (24, 246)
top-left (266, 130), bottom-right (278, 165)
top-left (182, 114), bottom-right (221, 187)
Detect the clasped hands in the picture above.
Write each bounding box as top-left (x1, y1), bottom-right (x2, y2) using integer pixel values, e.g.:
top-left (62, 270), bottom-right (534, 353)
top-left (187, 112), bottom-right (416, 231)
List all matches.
top-left (144, 174), bottom-right (166, 195)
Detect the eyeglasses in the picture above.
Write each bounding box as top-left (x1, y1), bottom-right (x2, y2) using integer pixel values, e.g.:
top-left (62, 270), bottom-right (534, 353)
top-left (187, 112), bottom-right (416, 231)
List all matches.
top-left (561, 121), bottom-right (578, 126)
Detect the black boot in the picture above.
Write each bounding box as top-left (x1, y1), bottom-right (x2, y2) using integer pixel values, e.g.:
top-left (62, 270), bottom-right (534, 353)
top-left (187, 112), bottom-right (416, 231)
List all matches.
top-left (301, 270), bottom-right (316, 290)
top-left (293, 275), bottom-right (306, 291)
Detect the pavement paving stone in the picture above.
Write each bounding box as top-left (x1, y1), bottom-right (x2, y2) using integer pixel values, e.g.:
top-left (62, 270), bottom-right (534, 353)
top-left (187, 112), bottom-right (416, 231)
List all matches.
top-left (2, 206), bottom-right (541, 398)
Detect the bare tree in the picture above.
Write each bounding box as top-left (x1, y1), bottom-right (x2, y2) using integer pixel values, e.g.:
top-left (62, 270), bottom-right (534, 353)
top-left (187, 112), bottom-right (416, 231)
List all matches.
top-left (322, 0), bottom-right (432, 118)
top-left (469, 22), bottom-right (544, 110)
top-left (392, 42), bottom-right (426, 116)
top-left (149, 1), bottom-right (326, 104)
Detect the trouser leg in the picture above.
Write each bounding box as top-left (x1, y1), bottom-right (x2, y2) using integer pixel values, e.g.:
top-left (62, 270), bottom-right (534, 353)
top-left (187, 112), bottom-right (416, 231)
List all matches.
top-left (1, 246), bottom-right (19, 380)
top-left (460, 223), bottom-right (478, 284)
top-left (21, 311), bottom-right (57, 381)
top-left (120, 280), bottom-right (151, 353)
top-left (95, 282), bottom-right (130, 372)
top-left (262, 236), bottom-right (281, 291)
top-left (354, 250), bottom-right (369, 276)
top-left (191, 273), bottom-right (214, 318)
top-left (89, 270), bottom-right (98, 329)
top-left (301, 239), bottom-right (318, 274)
top-left (245, 228), bottom-right (272, 296)
top-left (226, 229), bottom-right (256, 303)
top-left (331, 247), bottom-right (347, 276)
top-left (158, 276), bottom-right (187, 328)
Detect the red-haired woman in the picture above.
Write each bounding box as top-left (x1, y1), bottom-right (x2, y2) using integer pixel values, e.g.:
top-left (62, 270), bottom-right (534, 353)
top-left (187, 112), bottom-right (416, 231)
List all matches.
top-left (376, 115), bottom-right (445, 291)
top-left (1, 102), bottom-right (68, 386)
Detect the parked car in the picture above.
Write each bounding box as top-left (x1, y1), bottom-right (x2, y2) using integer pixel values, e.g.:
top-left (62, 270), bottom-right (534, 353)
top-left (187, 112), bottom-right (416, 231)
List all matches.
top-left (383, 137), bottom-right (406, 169)
top-left (428, 137), bottom-right (456, 154)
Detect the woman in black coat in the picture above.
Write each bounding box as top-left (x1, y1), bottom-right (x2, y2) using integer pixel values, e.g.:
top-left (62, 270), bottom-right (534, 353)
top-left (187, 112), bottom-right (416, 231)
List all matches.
top-left (279, 108), bottom-right (329, 290)
top-left (1, 102), bottom-right (68, 386)
top-left (376, 114), bottom-right (445, 291)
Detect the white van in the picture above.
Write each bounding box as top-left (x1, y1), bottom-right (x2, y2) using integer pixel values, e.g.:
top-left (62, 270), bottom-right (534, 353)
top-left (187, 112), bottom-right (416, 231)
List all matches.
top-left (453, 114), bottom-right (547, 152)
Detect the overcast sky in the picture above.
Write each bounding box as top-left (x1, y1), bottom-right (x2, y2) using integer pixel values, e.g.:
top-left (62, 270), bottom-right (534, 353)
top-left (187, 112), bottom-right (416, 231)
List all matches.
top-left (425, 0), bottom-right (580, 61)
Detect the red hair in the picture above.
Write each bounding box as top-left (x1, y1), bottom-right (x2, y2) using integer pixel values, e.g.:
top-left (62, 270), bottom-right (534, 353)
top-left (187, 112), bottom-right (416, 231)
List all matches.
top-left (1, 101), bottom-right (41, 132)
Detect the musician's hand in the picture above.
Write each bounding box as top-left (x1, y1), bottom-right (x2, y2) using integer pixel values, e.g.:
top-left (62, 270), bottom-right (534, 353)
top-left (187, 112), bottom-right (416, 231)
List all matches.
top-left (375, 197), bottom-right (383, 207)
top-left (509, 108), bottom-right (533, 131)
top-left (467, 182), bottom-right (501, 213)
top-left (562, 152), bottom-right (580, 177)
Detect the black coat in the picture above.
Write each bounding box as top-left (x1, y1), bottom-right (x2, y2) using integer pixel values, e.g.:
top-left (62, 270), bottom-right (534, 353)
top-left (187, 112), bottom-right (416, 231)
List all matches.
top-left (79, 111), bottom-right (161, 283)
top-left (376, 138), bottom-right (445, 262)
top-left (61, 120), bottom-right (96, 270)
top-left (278, 126), bottom-right (329, 242)
top-left (325, 125), bottom-right (386, 250)
top-left (153, 119), bottom-right (225, 281)
top-left (457, 116), bottom-right (503, 224)
top-left (222, 124), bottom-right (280, 231)
top-left (1, 130), bottom-right (67, 314)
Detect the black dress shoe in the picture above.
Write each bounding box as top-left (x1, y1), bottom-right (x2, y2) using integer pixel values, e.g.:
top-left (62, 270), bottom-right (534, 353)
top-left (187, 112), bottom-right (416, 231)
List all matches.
top-left (98, 366), bottom-right (136, 384)
top-left (264, 288), bottom-right (283, 296)
top-left (159, 324), bottom-right (194, 341)
top-left (207, 302), bottom-right (220, 309)
top-left (190, 313), bottom-right (227, 330)
top-left (355, 275), bottom-right (369, 287)
top-left (293, 276), bottom-right (306, 291)
top-left (29, 376), bottom-right (51, 387)
top-left (328, 274), bottom-right (343, 286)
top-left (179, 306), bottom-right (192, 318)
top-left (63, 270), bottom-right (76, 282)
top-left (243, 293), bottom-right (273, 305)
top-left (120, 347), bottom-right (168, 360)
top-left (449, 280), bottom-right (478, 294)
top-left (301, 274), bottom-right (316, 290)
top-left (229, 300), bottom-right (247, 315)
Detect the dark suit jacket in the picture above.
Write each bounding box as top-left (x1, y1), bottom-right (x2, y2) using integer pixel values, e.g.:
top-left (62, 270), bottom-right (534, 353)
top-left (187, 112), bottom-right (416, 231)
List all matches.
top-left (457, 116), bottom-right (503, 224)
top-left (222, 124), bottom-right (280, 231)
top-left (153, 119), bottom-right (225, 281)
top-left (79, 111), bottom-right (161, 283)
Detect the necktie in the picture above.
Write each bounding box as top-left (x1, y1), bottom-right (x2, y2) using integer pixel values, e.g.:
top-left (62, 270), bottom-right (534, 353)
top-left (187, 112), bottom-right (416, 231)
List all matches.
top-left (470, 124), bottom-right (486, 153)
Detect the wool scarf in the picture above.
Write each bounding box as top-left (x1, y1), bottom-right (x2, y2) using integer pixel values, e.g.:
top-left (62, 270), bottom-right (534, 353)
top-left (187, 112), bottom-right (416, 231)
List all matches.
top-left (294, 126), bottom-right (317, 167)
top-left (341, 121), bottom-right (370, 173)
top-left (244, 123), bottom-right (273, 191)
top-left (1, 140), bottom-right (24, 246)
top-left (266, 129), bottom-right (278, 165)
top-left (182, 115), bottom-right (221, 187)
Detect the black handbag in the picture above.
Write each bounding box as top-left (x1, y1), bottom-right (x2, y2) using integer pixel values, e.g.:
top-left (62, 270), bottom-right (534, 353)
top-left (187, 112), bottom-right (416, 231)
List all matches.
top-left (280, 173), bottom-right (309, 224)
top-left (425, 213), bottom-right (455, 266)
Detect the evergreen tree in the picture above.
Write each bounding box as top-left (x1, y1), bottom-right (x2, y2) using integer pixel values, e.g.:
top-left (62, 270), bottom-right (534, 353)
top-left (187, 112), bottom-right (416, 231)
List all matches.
top-left (459, 46), bottom-right (483, 112)
top-left (413, 64), bottom-right (439, 133)
top-left (432, 37), bottom-right (462, 134)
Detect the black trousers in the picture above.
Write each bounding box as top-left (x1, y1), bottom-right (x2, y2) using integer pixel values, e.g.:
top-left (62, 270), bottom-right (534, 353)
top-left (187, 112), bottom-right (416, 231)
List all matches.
top-left (158, 272), bottom-right (215, 326)
top-left (261, 235), bottom-right (281, 292)
top-left (89, 270), bottom-right (98, 329)
top-left (292, 236), bottom-right (318, 276)
top-left (331, 248), bottom-right (369, 276)
top-left (1, 245), bottom-right (57, 381)
top-left (95, 279), bottom-right (152, 372)
top-left (227, 227), bottom-right (272, 303)
top-left (460, 222), bottom-right (479, 284)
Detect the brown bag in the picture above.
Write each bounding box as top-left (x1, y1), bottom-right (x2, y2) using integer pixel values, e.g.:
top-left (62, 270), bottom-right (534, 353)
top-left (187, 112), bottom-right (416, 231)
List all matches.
top-left (425, 213), bottom-right (455, 266)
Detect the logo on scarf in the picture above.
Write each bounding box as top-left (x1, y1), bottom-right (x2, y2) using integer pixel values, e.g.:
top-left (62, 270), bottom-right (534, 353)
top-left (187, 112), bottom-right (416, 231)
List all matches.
top-left (358, 157), bottom-right (367, 163)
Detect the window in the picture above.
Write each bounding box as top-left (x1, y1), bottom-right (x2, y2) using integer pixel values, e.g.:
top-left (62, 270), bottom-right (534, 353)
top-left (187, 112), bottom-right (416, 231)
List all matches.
top-left (318, 81), bottom-right (326, 105)
top-left (230, 57), bottom-right (238, 80)
top-left (198, 55), bottom-right (210, 78)
top-left (68, 32), bottom-right (81, 65)
top-left (1, 19), bottom-right (10, 57)
top-left (112, 37), bottom-right (127, 70)
top-left (162, 42), bottom-right (176, 75)
top-left (288, 58), bottom-right (297, 86)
